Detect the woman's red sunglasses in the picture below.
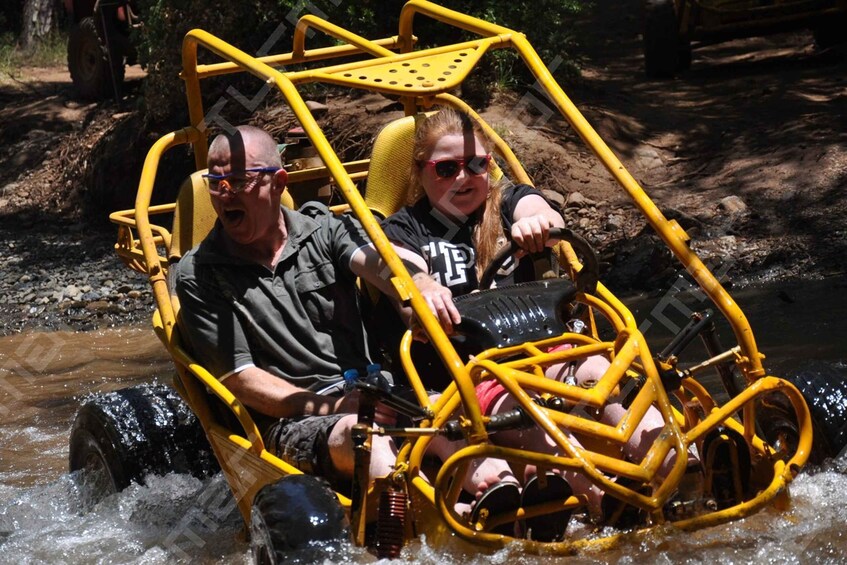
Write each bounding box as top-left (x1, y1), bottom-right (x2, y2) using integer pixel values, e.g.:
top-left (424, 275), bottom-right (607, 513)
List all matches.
top-left (418, 154), bottom-right (492, 179)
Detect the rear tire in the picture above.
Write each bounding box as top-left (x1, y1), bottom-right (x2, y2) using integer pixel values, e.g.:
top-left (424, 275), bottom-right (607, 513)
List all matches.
top-left (644, 0), bottom-right (687, 78)
top-left (69, 384), bottom-right (218, 503)
top-left (756, 367), bottom-right (847, 465)
top-left (251, 475), bottom-right (349, 564)
top-left (67, 16), bottom-right (125, 100)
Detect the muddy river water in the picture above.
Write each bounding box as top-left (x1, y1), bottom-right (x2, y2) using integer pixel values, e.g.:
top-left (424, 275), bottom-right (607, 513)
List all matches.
top-left (1, 277), bottom-right (845, 563)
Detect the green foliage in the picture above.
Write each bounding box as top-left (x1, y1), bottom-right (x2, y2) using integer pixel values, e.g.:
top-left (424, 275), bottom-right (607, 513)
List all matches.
top-left (138, 0), bottom-right (586, 123)
top-left (0, 30), bottom-right (68, 76)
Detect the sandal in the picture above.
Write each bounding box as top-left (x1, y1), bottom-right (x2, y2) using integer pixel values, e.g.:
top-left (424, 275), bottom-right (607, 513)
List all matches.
top-left (468, 481), bottom-right (521, 536)
top-left (520, 473), bottom-right (573, 542)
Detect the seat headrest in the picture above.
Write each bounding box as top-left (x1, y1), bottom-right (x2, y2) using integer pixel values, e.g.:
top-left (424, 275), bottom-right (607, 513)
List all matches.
top-left (364, 111), bottom-right (505, 219)
top-left (364, 113), bottom-right (430, 219)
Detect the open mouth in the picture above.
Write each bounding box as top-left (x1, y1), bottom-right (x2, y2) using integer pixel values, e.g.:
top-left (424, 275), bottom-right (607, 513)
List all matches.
top-left (223, 209), bottom-right (246, 224)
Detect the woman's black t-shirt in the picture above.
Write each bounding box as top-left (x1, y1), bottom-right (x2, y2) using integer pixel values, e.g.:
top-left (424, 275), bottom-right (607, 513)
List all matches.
top-left (380, 183), bottom-right (545, 295)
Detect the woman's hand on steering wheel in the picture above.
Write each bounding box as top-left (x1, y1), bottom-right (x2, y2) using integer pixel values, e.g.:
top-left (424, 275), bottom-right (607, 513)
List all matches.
top-left (478, 227), bottom-right (600, 293)
top-left (510, 214), bottom-right (557, 255)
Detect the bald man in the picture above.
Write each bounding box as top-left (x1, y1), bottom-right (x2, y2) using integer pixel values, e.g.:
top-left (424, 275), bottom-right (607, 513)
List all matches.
top-left (173, 125), bottom-right (451, 486)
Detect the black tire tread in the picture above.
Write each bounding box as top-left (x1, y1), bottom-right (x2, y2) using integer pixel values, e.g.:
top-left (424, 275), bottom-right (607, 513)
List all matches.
top-left (67, 16), bottom-right (125, 100)
top-left (757, 368), bottom-right (847, 465)
top-left (69, 384), bottom-right (218, 492)
top-left (786, 370), bottom-right (847, 461)
top-left (251, 475), bottom-right (349, 564)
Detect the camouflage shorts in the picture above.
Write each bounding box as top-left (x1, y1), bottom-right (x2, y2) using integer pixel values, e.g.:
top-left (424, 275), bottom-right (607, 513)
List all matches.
top-left (264, 413), bottom-right (347, 486)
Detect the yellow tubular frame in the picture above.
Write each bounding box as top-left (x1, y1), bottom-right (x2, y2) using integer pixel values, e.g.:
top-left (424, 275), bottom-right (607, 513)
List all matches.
top-left (112, 0), bottom-right (813, 554)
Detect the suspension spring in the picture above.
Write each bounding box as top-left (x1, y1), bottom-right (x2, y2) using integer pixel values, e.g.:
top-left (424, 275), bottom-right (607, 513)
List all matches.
top-left (375, 486), bottom-right (407, 559)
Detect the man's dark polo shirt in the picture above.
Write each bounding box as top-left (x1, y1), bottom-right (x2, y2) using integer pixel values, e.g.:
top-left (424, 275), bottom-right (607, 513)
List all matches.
top-left (173, 203), bottom-right (372, 391)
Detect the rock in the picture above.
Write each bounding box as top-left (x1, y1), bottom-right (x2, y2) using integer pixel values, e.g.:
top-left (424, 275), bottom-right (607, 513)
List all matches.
top-left (85, 300), bottom-right (113, 312)
top-left (64, 284), bottom-right (81, 299)
top-left (305, 100), bottom-right (329, 116)
top-left (542, 189), bottom-right (565, 209)
top-left (717, 196), bottom-right (748, 215)
top-left (634, 146), bottom-right (664, 170)
top-left (27, 306), bottom-right (45, 317)
top-left (605, 215), bottom-right (625, 231)
top-left (565, 192), bottom-right (597, 208)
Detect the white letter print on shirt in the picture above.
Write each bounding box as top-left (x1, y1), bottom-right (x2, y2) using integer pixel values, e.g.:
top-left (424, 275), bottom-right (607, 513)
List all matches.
top-left (422, 241), bottom-right (475, 288)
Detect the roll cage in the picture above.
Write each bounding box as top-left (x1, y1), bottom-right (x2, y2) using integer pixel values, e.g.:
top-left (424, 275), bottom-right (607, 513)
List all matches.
top-left (108, 0), bottom-right (812, 554)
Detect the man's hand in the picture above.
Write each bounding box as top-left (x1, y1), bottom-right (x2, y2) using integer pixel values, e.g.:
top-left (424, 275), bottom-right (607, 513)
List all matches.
top-left (510, 214), bottom-right (554, 255)
top-left (334, 391), bottom-right (359, 414)
top-left (411, 272), bottom-right (461, 337)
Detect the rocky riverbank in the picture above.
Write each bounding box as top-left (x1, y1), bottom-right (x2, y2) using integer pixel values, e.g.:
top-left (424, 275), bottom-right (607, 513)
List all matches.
top-left (0, 222), bottom-right (153, 335)
top-left (0, 186), bottom-right (826, 338)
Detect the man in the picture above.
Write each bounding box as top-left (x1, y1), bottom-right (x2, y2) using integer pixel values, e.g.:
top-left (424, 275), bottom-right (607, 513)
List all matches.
top-left (172, 125), bottom-right (451, 487)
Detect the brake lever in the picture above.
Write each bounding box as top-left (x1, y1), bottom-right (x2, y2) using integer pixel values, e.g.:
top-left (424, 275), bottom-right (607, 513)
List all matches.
top-left (354, 380), bottom-right (432, 420)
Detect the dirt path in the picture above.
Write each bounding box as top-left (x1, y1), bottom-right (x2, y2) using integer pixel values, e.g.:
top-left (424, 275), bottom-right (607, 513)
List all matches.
top-left (0, 5), bottom-right (844, 333)
top-left (554, 2), bottom-right (847, 286)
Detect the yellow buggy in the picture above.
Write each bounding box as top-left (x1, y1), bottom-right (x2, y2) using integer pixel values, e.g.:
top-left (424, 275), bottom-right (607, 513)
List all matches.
top-left (68, 1), bottom-right (847, 560)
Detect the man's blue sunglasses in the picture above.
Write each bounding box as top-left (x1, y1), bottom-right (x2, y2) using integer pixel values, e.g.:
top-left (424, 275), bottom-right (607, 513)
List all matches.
top-left (202, 167), bottom-right (281, 195)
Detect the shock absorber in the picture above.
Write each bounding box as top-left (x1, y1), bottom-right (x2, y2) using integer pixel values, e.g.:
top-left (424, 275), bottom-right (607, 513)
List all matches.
top-left (375, 485), bottom-right (407, 559)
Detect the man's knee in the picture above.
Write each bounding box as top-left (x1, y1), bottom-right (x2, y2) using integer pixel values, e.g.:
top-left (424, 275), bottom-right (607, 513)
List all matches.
top-left (328, 414), bottom-right (358, 476)
top-left (328, 414), bottom-right (396, 479)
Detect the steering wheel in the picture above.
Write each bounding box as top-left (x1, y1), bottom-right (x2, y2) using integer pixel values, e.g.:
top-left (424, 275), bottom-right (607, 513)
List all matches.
top-left (477, 227), bottom-right (600, 294)
top-left (449, 228), bottom-right (599, 351)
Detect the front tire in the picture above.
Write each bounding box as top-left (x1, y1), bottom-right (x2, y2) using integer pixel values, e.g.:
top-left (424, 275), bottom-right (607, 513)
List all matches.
top-left (67, 16), bottom-right (125, 100)
top-left (69, 384), bottom-right (218, 503)
top-left (757, 367), bottom-right (847, 465)
top-left (251, 475), bottom-right (349, 565)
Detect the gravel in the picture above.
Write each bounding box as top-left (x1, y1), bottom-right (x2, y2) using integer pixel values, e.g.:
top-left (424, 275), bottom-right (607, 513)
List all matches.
top-left (0, 221), bottom-right (153, 336)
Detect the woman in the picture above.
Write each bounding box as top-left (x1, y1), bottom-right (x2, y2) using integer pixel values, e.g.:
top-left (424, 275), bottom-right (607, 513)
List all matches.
top-left (380, 109), bottom-right (564, 330)
top-left (381, 109), bottom-right (694, 531)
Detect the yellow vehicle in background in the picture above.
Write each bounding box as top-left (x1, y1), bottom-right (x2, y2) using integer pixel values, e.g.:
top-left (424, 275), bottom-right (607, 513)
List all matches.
top-left (643, 0), bottom-right (847, 76)
top-left (68, 1), bottom-right (846, 561)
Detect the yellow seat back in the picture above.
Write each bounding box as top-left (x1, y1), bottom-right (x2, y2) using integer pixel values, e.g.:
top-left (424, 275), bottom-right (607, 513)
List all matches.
top-left (364, 112), bottom-right (504, 219)
top-left (364, 114), bottom-right (429, 219)
top-left (169, 171), bottom-right (216, 263)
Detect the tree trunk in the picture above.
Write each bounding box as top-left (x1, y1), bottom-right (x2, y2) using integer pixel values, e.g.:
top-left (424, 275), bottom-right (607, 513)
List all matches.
top-left (20, 0), bottom-right (59, 48)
